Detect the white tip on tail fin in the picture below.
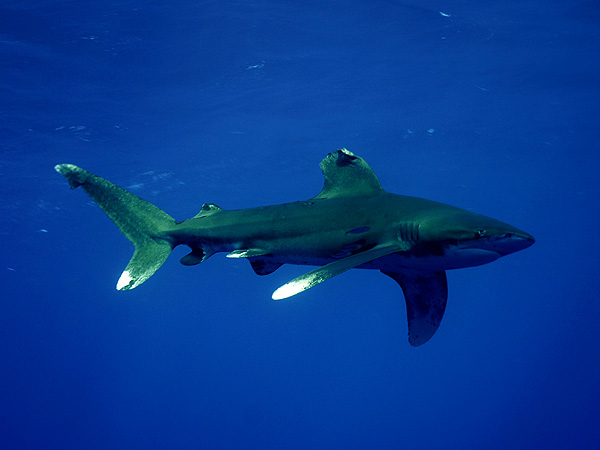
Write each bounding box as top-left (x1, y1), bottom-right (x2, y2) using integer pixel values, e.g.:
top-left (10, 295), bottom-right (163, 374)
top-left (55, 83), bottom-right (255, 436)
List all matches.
top-left (117, 239), bottom-right (172, 291)
top-left (117, 271), bottom-right (135, 290)
top-left (116, 239), bottom-right (173, 290)
top-left (55, 164), bottom-right (176, 290)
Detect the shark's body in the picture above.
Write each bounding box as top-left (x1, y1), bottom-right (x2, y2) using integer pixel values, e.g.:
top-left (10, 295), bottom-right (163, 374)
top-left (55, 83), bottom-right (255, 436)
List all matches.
top-left (55, 149), bottom-right (534, 345)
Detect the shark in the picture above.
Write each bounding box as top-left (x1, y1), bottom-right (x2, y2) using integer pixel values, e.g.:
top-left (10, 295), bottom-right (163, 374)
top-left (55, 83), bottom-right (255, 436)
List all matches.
top-left (55, 149), bottom-right (534, 346)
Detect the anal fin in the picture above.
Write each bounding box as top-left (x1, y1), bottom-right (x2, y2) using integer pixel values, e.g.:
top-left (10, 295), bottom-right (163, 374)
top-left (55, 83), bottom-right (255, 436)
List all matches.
top-left (382, 270), bottom-right (447, 346)
top-left (180, 248), bottom-right (214, 266)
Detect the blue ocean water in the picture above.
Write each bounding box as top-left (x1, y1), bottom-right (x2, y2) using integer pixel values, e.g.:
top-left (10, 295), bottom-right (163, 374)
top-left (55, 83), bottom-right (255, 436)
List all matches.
top-left (1, 1), bottom-right (599, 449)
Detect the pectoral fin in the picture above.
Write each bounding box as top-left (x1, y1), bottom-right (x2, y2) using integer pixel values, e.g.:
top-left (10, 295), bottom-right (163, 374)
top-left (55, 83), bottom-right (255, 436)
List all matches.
top-left (272, 243), bottom-right (402, 300)
top-left (381, 270), bottom-right (447, 346)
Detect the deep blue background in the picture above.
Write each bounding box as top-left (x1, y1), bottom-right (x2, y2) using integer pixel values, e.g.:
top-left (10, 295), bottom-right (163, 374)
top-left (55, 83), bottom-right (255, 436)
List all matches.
top-left (1, 1), bottom-right (599, 449)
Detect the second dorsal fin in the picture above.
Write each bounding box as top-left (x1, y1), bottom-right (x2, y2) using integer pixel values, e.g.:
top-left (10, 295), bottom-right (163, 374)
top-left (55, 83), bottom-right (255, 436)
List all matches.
top-left (193, 203), bottom-right (223, 219)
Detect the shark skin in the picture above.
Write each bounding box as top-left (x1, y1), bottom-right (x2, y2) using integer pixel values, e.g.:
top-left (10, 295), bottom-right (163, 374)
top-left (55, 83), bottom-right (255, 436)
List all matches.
top-left (55, 149), bottom-right (534, 346)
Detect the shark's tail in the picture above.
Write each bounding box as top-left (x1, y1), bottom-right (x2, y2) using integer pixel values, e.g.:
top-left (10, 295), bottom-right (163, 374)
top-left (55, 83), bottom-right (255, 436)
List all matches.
top-left (55, 164), bottom-right (176, 290)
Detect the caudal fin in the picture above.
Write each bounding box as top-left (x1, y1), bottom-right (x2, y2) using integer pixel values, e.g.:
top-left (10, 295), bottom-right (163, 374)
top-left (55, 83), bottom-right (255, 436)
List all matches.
top-left (55, 164), bottom-right (176, 290)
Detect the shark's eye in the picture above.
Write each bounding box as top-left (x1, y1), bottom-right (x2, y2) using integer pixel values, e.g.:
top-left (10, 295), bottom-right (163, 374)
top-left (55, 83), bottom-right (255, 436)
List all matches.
top-left (475, 229), bottom-right (486, 238)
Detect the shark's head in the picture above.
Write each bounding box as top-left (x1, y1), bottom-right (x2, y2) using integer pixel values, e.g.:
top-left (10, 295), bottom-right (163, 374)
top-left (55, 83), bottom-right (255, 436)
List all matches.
top-left (414, 209), bottom-right (535, 269)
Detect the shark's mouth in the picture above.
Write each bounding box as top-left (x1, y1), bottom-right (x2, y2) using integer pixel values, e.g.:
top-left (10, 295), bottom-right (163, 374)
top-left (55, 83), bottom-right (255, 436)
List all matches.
top-left (446, 247), bottom-right (501, 267)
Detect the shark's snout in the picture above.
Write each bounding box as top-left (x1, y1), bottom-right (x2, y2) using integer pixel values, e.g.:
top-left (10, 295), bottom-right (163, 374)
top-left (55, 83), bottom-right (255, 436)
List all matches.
top-left (485, 230), bottom-right (535, 256)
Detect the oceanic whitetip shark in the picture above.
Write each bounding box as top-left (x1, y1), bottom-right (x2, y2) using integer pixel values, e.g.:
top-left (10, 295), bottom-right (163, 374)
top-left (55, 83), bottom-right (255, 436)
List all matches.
top-left (55, 149), bottom-right (534, 346)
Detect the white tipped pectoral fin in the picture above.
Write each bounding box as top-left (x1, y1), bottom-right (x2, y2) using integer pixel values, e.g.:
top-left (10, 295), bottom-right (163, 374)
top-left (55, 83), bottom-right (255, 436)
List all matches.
top-left (272, 243), bottom-right (402, 300)
top-left (272, 277), bottom-right (319, 300)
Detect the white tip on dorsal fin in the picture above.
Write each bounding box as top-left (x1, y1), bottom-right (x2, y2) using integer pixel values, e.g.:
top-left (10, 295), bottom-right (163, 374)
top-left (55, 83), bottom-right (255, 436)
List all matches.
top-left (313, 148), bottom-right (384, 199)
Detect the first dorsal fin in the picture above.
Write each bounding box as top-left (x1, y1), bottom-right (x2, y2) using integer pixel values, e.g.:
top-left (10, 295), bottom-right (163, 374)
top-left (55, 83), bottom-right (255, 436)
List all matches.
top-left (313, 148), bottom-right (384, 199)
